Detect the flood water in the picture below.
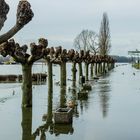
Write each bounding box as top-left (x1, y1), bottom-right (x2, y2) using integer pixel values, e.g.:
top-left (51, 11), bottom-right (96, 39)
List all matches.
top-left (0, 63), bottom-right (140, 140)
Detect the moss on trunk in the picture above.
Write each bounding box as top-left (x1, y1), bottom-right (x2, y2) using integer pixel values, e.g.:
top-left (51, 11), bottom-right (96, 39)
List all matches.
top-left (22, 64), bottom-right (32, 107)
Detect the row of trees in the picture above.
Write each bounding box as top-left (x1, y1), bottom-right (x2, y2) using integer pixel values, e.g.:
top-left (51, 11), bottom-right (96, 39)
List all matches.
top-left (74, 13), bottom-right (111, 57)
top-left (0, 1), bottom-right (112, 108)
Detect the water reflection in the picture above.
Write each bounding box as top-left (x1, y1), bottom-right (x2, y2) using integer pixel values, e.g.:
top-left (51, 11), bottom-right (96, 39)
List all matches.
top-left (98, 79), bottom-right (111, 118)
top-left (32, 87), bottom-right (53, 139)
top-left (53, 124), bottom-right (74, 136)
top-left (32, 84), bottom-right (75, 139)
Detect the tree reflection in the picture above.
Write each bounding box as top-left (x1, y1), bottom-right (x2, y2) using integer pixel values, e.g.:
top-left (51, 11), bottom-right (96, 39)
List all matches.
top-left (32, 86), bottom-right (53, 139)
top-left (32, 84), bottom-right (74, 139)
top-left (98, 79), bottom-right (111, 118)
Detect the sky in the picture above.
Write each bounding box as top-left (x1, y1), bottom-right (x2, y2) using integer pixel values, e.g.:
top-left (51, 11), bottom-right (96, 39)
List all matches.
top-left (1, 0), bottom-right (140, 56)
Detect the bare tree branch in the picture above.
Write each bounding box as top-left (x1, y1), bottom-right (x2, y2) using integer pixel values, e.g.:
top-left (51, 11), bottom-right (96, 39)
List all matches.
top-left (74, 29), bottom-right (98, 54)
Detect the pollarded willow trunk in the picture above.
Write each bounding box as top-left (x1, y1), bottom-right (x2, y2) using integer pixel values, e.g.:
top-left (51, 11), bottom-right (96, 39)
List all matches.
top-left (47, 60), bottom-right (53, 123)
top-left (72, 62), bottom-right (77, 87)
top-left (103, 62), bottom-right (106, 74)
top-left (95, 63), bottom-right (98, 76)
top-left (47, 61), bottom-right (53, 93)
top-left (98, 63), bottom-right (102, 74)
top-left (60, 62), bottom-right (67, 87)
top-left (85, 63), bottom-right (89, 81)
top-left (47, 79), bottom-right (53, 124)
top-left (78, 63), bottom-right (83, 83)
top-left (60, 87), bottom-right (66, 108)
top-left (22, 64), bottom-right (32, 107)
top-left (90, 63), bottom-right (94, 77)
top-left (21, 108), bottom-right (32, 140)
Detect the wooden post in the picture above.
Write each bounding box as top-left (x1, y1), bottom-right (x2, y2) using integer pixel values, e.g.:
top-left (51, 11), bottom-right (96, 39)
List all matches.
top-left (22, 64), bottom-right (32, 107)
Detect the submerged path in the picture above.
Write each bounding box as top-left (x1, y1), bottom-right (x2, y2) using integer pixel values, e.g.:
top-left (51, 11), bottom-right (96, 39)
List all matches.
top-left (0, 64), bottom-right (140, 140)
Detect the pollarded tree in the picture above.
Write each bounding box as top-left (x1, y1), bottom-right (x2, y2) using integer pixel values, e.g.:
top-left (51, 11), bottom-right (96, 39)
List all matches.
top-left (0, 38), bottom-right (48, 107)
top-left (0, 0), bottom-right (40, 107)
top-left (98, 12), bottom-right (111, 56)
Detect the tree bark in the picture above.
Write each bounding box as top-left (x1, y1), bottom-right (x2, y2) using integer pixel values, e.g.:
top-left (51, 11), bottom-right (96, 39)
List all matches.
top-left (103, 62), bottom-right (106, 74)
top-left (85, 63), bottom-right (89, 81)
top-left (0, 0), bottom-right (9, 31)
top-left (60, 87), bottom-right (66, 108)
top-left (95, 63), bottom-right (98, 76)
top-left (21, 108), bottom-right (32, 140)
top-left (78, 63), bottom-right (83, 83)
top-left (47, 79), bottom-right (53, 124)
top-left (47, 61), bottom-right (53, 93)
top-left (22, 64), bottom-right (32, 107)
top-left (90, 63), bottom-right (94, 77)
top-left (72, 62), bottom-right (77, 87)
top-left (72, 62), bottom-right (77, 81)
top-left (0, 24), bottom-right (22, 44)
top-left (60, 62), bottom-right (66, 87)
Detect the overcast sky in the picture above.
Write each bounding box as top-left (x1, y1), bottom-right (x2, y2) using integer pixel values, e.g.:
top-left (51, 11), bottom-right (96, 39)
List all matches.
top-left (2, 0), bottom-right (140, 56)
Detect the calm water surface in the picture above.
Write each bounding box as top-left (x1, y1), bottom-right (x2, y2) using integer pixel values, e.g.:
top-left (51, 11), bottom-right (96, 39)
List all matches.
top-left (0, 63), bottom-right (140, 140)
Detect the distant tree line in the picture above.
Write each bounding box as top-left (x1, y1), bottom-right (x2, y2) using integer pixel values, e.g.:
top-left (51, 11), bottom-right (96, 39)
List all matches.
top-left (112, 56), bottom-right (131, 63)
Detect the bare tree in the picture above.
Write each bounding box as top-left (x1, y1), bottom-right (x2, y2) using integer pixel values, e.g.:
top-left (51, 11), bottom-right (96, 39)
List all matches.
top-left (74, 29), bottom-right (98, 81)
top-left (74, 29), bottom-right (98, 54)
top-left (98, 12), bottom-right (111, 56)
